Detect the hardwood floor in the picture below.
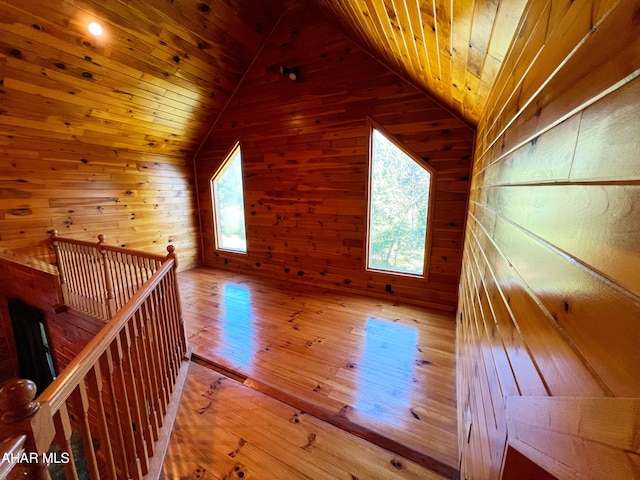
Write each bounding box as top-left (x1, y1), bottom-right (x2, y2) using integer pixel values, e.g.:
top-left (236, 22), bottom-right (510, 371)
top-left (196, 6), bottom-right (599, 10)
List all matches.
top-left (161, 362), bottom-right (448, 479)
top-left (167, 267), bottom-right (458, 478)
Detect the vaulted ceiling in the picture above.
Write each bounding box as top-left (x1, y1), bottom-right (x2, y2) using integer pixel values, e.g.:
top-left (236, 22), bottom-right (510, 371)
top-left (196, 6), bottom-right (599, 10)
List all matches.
top-left (312, 0), bottom-right (529, 125)
top-left (0, 0), bottom-right (528, 161)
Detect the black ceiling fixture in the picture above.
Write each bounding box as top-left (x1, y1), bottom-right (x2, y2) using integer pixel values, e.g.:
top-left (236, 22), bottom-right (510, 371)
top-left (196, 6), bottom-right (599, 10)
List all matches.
top-left (280, 65), bottom-right (299, 81)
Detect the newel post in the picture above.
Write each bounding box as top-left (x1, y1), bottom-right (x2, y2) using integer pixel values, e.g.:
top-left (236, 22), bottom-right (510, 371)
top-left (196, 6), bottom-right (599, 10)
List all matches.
top-left (166, 245), bottom-right (188, 356)
top-left (49, 230), bottom-right (69, 306)
top-left (98, 234), bottom-right (117, 318)
top-left (0, 380), bottom-right (55, 479)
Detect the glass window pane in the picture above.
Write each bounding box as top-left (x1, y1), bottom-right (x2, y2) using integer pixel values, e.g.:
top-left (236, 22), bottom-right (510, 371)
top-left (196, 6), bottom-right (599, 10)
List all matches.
top-left (213, 145), bottom-right (247, 253)
top-left (367, 129), bottom-right (431, 275)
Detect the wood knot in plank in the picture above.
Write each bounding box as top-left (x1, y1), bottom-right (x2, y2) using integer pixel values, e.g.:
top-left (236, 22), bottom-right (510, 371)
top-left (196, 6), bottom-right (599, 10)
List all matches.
top-left (302, 432), bottom-right (317, 451)
top-left (197, 401), bottom-right (212, 415)
top-left (290, 411), bottom-right (306, 424)
top-left (227, 439), bottom-right (246, 458)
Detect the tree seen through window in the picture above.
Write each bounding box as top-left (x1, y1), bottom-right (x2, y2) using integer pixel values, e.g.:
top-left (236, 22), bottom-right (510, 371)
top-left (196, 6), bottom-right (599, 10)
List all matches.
top-left (211, 143), bottom-right (247, 253)
top-left (367, 128), bottom-right (432, 275)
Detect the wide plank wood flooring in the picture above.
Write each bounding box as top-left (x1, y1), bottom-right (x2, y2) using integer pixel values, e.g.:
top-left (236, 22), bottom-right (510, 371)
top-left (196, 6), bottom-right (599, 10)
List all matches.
top-left (161, 362), bottom-right (448, 479)
top-left (169, 267), bottom-right (458, 478)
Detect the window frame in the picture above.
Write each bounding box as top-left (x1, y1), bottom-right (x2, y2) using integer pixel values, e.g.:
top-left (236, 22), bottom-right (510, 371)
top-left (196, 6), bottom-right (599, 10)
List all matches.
top-left (210, 142), bottom-right (248, 255)
top-left (365, 120), bottom-right (436, 279)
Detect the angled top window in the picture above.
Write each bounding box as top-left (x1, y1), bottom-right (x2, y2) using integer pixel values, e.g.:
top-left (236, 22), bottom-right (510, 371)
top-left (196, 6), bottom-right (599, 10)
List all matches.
top-left (211, 143), bottom-right (247, 253)
top-left (367, 127), bottom-right (434, 276)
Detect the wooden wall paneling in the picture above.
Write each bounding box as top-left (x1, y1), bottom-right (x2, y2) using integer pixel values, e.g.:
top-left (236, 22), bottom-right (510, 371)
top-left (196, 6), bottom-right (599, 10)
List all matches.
top-left (480, 113), bottom-right (580, 187)
top-left (473, 204), bottom-right (606, 397)
top-left (310, 0), bottom-right (529, 125)
top-left (458, 0), bottom-right (640, 476)
top-left (570, 76), bottom-right (640, 181)
top-left (195, 7), bottom-right (474, 311)
top-left (482, 0), bottom-right (637, 160)
top-left (0, 257), bottom-right (70, 377)
top-left (0, 0), bottom-right (288, 268)
top-left (487, 185), bottom-right (640, 397)
top-left (0, 295), bottom-right (20, 385)
top-left (505, 396), bottom-right (640, 479)
top-left (464, 217), bottom-right (546, 398)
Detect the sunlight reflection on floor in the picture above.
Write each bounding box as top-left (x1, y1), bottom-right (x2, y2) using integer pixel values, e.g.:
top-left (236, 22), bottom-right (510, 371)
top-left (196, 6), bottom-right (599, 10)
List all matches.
top-left (355, 318), bottom-right (418, 425)
top-left (218, 283), bottom-right (255, 367)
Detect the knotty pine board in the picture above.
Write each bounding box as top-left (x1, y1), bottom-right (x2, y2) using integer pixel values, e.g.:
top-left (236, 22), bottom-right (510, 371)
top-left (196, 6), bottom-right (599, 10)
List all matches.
top-left (0, 0), bottom-right (290, 268)
top-left (195, 7), bottom-right (474, 311)
top-left (457, 0), bottom-right (640, 476)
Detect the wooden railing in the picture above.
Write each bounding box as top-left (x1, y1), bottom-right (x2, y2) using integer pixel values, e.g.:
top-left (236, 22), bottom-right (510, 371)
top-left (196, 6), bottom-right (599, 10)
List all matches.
top-left (0, 239), bottom-right (189, 480)
top-left (0, 435), bottom-right (26, 479)
top-left (50, 231), bottom-right (165, 320)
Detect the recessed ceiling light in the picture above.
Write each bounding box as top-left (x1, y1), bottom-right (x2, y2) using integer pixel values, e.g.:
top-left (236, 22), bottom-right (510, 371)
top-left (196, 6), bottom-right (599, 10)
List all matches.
top-left (88, 21), bottom-right (103, 36)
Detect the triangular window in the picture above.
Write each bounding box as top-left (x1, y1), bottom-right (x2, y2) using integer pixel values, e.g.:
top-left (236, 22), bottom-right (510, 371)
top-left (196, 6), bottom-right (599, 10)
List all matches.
top-left (367, 127), bottom-right (433, 276)
top-left (211, 143), bottom-right (247, 253)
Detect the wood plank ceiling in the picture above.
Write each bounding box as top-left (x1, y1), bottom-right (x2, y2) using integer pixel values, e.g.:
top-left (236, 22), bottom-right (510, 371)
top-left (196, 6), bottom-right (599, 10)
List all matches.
top-left (0, 0), bottom-right (529, 261)
top-left (0, 0), bottom-right (284, 159)
top-left (0, 0), bottom-right (530, 159)
top-left (311, 0), bottom-right (529, 126)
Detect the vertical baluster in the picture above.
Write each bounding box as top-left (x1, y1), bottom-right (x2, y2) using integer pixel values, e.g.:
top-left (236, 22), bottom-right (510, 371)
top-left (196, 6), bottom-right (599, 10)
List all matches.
top-left (167, 246), bottom-right (188, 354)
top-left (147, 290), bottom-right (173, 415)
top-left (106, 251), bottom-right (118, 310)
top-left (142, 297), bottom-right (169, 418)
top-left (126, 254), bottom-right (136, 302)
top-left (143, 257), bottom-right (152, 283)
top-left (133, 308), bottom-right (161, 442)
top-left (126, 317), bottom-right (155, 463)
top-left (152, 285), bottom-right (177, 388)
top-left (159, 276), bottom-right (180, 380)
top-left (110, 337), bottom-right (143, 479)
top-left (91, 249), bottom-right (106, 318)
top-left (78, 246), bottom-right (90, 301)
top-left (78, 246), bottom-right (91, 313)
top-left (116, 253), bottom-right (128, 308)
top-left (72, 246), bottom-right (86, 312)
top-left (50, 230), bottom-right (70, 306)
top-left (53, 404), bottom-right (80, 480)
top-left (163, 268), bottom-right (184, 362)
top-left (63, 245), bottom-right (78, 309)
top-left (133, 255), bottom-right (141, 292)
top-left (87, 363), bottom-right (118, 479)
top-left (121, 255), bottom-right (130, 306)
top-left (119, 324), bottom-right (150, 469)
top-left (100, 350), bottom-right (131, 479)
top-left (98, 235), bottom-right (117, 318)
top-left (68, 380), bottom-right (101, 479)
top-left (84, 248), bottom-right (99, 317)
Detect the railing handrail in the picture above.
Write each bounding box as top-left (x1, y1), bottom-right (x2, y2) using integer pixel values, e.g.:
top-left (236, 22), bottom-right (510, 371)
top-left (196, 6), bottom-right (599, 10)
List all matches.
top-left (0, 435), bottom-right (26, 479)
top-left (50, 231), bottom-right (174, 320)
top-left (38, 256), bottom-right (175, 413)
top-left (52, 233), bottom-right (167, 263)
top-left (0, 236), bottom-right (187, 479)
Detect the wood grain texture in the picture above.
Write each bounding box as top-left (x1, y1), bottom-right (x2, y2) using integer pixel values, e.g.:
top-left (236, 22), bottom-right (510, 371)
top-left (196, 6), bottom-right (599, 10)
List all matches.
top-left (195, 7), bottom-right (474, 311)
top-left (505, 397), bottom-right (640, 480)
top-left (457, 0), bottom-right (640, 477)
top-left (163, 361), bottom-right (449, 479)
top-left (310, 0), bottom-right (529, 125)
top-left (0, 256), bottom-right (105, 376)
top-left (0, 0), bottom-right (286, 269)
top-left (178, 266), bottom-right (459, 476)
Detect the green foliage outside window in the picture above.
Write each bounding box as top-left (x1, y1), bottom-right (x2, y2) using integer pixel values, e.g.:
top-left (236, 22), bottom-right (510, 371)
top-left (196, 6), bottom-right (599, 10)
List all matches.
top-left (368, 129), bottom-right (431, 275)
top-left (213, 145), bottom-right (247, 253)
